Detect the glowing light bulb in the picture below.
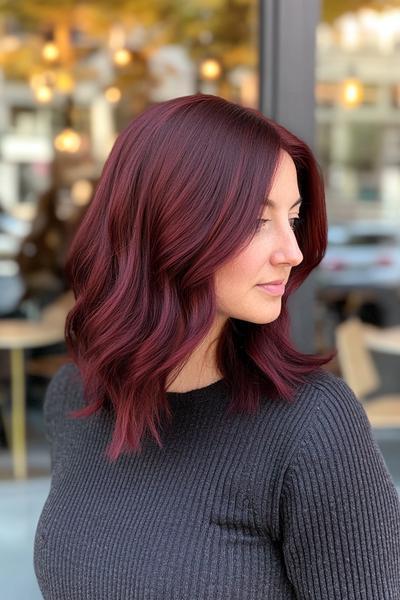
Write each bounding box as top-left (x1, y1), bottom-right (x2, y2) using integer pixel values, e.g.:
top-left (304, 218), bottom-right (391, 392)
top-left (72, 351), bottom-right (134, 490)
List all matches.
top-left (35, 85), bottom-right (53, 103)
top-left (54, 128), bottom-right (82, 153)
top-left (199, 58), bottom-right (221, 81)
top-left (113, 48), bottom-right (131, 66)
top-left (341, 78), bottom-right (364, 107)
top-left (42, 42), bottom-right (60, 62)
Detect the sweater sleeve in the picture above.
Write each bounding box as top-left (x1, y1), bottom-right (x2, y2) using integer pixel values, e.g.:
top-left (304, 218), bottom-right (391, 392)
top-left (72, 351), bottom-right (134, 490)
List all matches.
top-left (279, 376), bottom-right (400, 599)
top-left (42, 362), bottom-right (74, 470)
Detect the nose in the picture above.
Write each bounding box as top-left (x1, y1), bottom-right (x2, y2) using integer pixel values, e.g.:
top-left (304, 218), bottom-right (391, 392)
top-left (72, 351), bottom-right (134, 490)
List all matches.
top-left (270, 225), bottom-right (303, 268)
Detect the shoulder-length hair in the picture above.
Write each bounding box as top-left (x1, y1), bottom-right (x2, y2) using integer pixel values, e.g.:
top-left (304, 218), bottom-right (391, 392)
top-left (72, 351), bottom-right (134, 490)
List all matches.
top-left (64, 93), bottom-right (332, 460)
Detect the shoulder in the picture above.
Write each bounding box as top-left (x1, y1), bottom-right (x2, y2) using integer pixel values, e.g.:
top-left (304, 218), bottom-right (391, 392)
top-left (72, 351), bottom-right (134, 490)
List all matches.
top-left (297, 368), bottom-right (372, 437)
top-left (283, 369), bottom-right (386, 483)
top-left (291, 368), bottom-right (370, 429)
top-left (245, 370), bottom-right (380, 542)
top-left (261, 369), bottom-right (371, 461)
top-left (279, 370), bottom-right (400, 531)
top-left (263, 369), bottom-right (375, 481)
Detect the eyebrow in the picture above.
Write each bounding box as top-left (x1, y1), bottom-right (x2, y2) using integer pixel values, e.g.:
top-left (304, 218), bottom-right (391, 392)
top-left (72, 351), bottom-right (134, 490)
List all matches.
top-left (263, 197), bottom-right (303, 209)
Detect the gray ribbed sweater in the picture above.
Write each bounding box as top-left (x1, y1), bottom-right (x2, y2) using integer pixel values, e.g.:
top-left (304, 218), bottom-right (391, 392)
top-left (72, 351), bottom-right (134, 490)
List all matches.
top-left (34, 362), bottom-right (400, 599)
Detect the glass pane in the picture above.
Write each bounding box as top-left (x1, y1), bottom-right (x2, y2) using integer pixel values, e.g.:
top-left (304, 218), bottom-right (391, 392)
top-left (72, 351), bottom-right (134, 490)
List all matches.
top-left (316, 2), bottom-right (400, 224)
top-left (0, 0), bottom-right (259, 312)
top-left (315, 3), bottom-right (400, 490)
top-left (315, 2), bottom-right (400, 319)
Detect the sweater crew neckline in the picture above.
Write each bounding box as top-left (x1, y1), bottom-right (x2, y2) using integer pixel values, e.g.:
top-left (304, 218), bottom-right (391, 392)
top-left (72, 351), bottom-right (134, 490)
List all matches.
top-left (165, 377), bottom-right (227, 401)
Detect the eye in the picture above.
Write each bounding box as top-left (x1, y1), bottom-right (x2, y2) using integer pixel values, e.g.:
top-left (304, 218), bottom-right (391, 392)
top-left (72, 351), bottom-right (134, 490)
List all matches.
top-left (255, 217), bottom-right (303, 233)
top-left (289, 217), bottom-right (302, 231)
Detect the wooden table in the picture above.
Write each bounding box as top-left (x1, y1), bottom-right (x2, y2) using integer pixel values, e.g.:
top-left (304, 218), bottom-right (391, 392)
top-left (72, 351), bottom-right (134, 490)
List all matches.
top-left (0, 291), bottom-right (74, 478)
top-left (363, 324), bottom-right (400, 355)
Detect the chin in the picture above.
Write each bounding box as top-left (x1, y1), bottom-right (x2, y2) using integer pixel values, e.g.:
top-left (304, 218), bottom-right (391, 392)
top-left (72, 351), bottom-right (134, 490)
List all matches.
top-left (225, 299), bottom-right (282, 325)
top-left (244, 308), bottom-right (282, 325)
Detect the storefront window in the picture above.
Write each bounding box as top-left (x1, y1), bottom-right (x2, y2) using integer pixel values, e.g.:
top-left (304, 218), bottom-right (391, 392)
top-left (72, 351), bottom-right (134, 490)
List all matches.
top-left (0, 0), bottom-right (259, 314)
top-left (0, 1), bottom-right (259, 211)
top-left (316, 2), bottom-right (400, 223)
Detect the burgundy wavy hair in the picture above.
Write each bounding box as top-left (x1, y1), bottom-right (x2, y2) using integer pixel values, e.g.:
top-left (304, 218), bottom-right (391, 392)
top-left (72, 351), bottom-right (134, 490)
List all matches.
top-left (64, 93), bottom-right (332, 460)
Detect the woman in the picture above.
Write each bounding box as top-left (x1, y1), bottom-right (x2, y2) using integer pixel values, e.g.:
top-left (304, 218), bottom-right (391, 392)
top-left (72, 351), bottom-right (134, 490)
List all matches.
top-left (34, 94), bottom-right (400, 599)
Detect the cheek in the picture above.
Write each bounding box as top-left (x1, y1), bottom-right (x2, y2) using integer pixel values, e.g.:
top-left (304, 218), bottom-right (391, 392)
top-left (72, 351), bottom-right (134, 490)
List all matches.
top-left (215, 244), bottom-right (264, 292)
top-left (233, 243), bottom-right (266, 279)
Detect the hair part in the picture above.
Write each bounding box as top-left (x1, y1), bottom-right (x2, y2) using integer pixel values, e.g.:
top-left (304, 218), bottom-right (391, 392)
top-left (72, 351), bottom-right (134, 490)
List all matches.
top-left (63, 93), bottom-right (333, 461)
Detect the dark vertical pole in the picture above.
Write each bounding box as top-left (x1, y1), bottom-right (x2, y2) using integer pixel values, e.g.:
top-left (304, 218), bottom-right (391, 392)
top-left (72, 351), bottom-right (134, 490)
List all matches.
top-left (259, 0), bottom-right (321, 353)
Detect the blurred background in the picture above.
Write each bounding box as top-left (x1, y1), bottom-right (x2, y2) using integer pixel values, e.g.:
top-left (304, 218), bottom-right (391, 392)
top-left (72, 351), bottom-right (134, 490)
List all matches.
top-left (0, 0), bottom-right (399, 597)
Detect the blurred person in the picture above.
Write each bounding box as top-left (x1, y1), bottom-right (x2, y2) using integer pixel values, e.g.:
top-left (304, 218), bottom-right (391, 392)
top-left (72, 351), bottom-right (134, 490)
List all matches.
top-left (14, 175), bottom-right (97, 390)
top-left (16, 184), bottom-right (70, 310)
top-left (15, 176), bottom-right (96, 314)
top-left (34, 94), bottom-right (399, 599)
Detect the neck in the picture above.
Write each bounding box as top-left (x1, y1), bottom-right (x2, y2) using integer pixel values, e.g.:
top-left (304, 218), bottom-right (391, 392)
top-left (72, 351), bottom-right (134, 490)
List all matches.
top-left (165, 315), bottom-right (226, 393)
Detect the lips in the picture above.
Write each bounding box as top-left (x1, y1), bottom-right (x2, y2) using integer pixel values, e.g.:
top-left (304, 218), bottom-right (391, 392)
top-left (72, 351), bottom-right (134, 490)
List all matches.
top-left (256, 281), bottom-right (286, 296)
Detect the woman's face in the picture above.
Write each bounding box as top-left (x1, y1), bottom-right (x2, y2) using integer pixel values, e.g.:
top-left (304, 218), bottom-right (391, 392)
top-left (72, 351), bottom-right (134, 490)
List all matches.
top-left (214, 150), bottom-right (304, 325)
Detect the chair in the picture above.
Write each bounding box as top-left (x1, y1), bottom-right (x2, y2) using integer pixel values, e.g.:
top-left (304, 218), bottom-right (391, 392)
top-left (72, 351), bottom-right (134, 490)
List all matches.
top-left (335, 317), bottom-right (400, 427)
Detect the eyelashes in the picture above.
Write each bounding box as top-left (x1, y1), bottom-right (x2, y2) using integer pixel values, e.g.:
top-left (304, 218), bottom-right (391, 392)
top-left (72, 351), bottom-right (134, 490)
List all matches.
top-left (255, 217), bottom-right (303, 232)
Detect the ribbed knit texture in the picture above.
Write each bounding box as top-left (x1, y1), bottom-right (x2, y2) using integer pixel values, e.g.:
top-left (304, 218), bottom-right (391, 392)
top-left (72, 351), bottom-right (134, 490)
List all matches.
top-left (34, 363), bottom-right (400, 599)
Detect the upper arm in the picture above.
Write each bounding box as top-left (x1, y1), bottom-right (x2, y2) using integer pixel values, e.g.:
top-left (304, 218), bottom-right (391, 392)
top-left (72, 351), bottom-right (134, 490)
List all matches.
top-left (280, 377), bottom-right (400, 599)
top-left (42, 362), bottom-right (75, 469)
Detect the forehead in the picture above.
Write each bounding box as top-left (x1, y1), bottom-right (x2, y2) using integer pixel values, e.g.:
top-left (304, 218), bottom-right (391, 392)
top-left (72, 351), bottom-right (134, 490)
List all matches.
top-left (264, 151), bottom-right (300, 204)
